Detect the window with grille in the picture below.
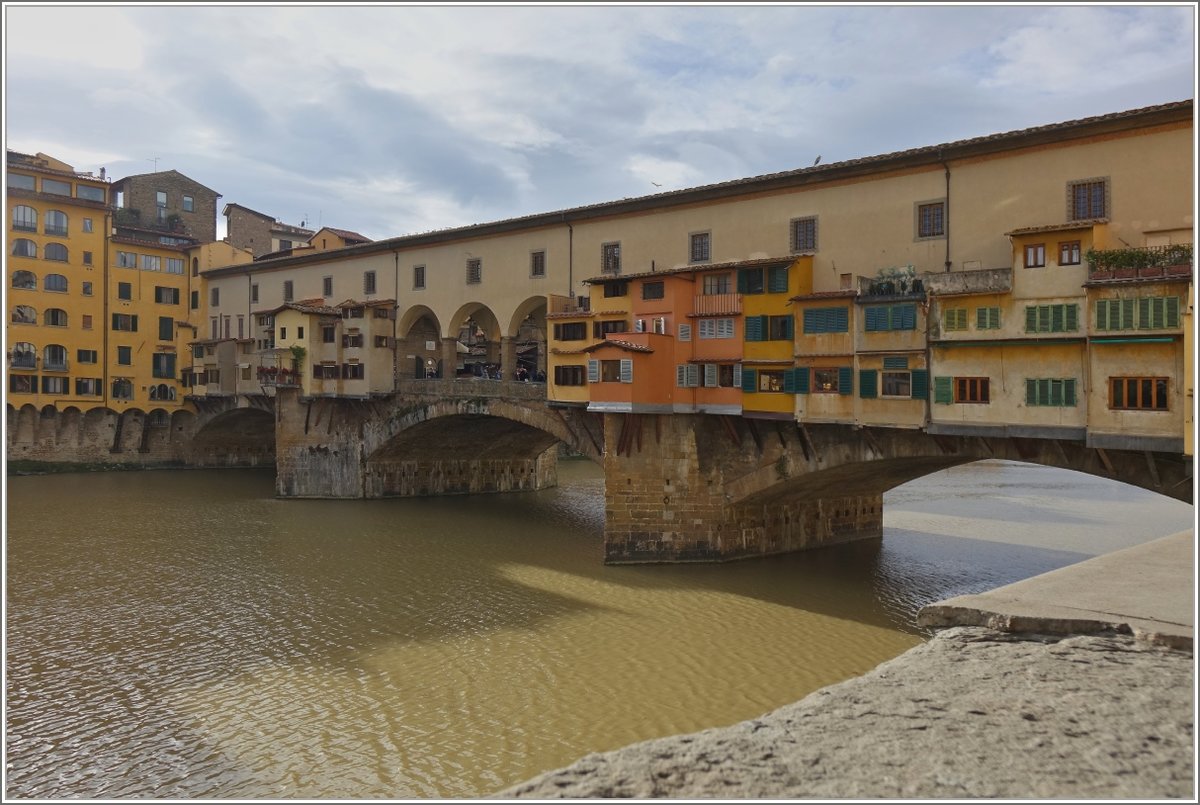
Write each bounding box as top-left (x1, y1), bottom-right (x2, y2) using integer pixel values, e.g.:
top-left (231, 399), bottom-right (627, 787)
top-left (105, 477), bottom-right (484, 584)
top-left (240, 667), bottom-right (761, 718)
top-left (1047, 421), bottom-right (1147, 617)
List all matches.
top-left (364, 270), bottom-right (377, 294)
top-left (283, 280), bottom-right (294, 301)
top-left (1110, 377), bottom-right (1168, 410)
top-left (466, 259), bottom-right (481, 284)
top-left (1068, 178), bottom-right (1107, 220)
top-left (414, 265), bottom-right (426, 289)
top-left (601, 242), bottom-right (621, 275)
top-left (791, 217), bottom-right (817, 252)
top-left (12, 205), bottom-right (37, 231)
top-left (323, 276), bottom-right (333, 297)
top-left (917, 201), bottom-right (945, 238)
top-left (530, 251), bottom-right (545, 277)
top-left (689, 232), bottom-right (710, 263)
top-left (44, 210), bottom-right (68, 236)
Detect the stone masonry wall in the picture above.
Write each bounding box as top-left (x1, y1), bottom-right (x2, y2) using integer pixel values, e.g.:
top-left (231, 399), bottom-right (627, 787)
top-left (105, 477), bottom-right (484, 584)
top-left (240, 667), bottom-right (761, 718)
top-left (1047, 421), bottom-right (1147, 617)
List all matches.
top-left (118, 172), bottom-right (218, 242)
top-left (224, 207), bottom-right (275, 258)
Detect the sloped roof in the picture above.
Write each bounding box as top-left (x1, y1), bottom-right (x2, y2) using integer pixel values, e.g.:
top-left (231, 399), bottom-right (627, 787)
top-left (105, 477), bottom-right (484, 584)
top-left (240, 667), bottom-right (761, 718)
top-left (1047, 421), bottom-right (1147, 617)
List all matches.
top-left (114, 169), bottom-right (220, 196)
top-left (582, 339), bottom-right (655, 354)
top-left (585, 256), bottom-right (797, 285)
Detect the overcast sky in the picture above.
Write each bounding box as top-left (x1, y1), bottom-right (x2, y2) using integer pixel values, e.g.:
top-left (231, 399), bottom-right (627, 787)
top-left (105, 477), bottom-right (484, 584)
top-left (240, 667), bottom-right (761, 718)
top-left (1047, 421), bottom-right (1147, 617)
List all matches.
top-left (4, 4), bottom-right (1196, 242)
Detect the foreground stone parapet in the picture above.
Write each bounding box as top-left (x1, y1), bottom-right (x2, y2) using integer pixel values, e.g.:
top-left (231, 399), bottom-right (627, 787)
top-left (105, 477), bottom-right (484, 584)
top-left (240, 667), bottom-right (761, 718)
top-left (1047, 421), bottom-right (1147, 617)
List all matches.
top-left (496, 627), bottom-right (1193, 799)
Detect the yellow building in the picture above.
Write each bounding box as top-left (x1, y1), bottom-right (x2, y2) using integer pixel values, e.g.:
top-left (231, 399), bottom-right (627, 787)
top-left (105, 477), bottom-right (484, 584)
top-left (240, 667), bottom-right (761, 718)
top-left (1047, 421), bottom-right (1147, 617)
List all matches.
top-left (739, 256), bottom-right (809, 419)
top-left (7, 151), bottom-right (110, 410)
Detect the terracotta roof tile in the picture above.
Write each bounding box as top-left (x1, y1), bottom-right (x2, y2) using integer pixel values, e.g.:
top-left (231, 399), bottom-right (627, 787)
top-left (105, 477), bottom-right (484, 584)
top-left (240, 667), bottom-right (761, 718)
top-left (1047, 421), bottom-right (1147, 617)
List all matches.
top-left (584, 256), bottom-right (796, 284)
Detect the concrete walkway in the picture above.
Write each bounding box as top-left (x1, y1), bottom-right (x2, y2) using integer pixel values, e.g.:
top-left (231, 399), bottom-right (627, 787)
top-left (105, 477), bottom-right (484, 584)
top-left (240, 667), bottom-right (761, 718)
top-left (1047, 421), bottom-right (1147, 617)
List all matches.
top-left (497, 531), bottom-right (1195, 799)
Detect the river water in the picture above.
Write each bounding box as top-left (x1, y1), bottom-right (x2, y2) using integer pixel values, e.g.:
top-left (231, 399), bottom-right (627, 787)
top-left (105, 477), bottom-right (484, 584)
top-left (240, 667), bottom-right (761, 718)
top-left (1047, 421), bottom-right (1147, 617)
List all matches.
top-left (4, 459), bottom-right (1192, 799)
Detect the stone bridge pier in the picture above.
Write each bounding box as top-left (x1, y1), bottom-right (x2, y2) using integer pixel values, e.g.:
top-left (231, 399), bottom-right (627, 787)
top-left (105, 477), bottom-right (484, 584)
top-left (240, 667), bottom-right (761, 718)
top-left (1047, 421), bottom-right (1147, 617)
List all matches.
top-left (600, 413), bottom-right (1192, 564)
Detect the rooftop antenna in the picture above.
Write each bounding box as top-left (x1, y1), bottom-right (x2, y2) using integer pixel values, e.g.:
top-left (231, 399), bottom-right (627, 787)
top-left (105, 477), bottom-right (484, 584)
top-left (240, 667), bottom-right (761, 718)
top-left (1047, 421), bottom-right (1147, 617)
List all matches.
top-left (147, 157), bottom-right (160, 172)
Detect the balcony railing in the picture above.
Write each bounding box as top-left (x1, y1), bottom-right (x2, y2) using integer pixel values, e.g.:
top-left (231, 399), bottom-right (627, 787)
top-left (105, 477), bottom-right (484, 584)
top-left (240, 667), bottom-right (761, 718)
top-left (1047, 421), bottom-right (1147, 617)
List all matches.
top-left (693, 292), bottom-right (741, 316)
top-left (1088, 244), bottom-right (1192, 278)
top-left (43, 359), bottom-right (69, 372)
top-left (9, 355), bottom-right (36, 369)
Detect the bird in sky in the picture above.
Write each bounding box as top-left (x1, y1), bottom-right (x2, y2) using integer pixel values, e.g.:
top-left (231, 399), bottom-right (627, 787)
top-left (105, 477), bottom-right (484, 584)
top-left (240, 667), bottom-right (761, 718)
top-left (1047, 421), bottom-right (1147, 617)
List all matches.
top-left (651, 181), bottom-right (662, 187)
top-left (813, 155), bottom-right (821, 166)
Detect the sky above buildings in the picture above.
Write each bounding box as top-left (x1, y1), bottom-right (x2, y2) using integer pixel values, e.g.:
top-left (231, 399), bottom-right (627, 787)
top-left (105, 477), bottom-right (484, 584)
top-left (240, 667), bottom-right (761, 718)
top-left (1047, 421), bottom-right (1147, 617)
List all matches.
top-left (4, 4), bottom-right (1196, 242)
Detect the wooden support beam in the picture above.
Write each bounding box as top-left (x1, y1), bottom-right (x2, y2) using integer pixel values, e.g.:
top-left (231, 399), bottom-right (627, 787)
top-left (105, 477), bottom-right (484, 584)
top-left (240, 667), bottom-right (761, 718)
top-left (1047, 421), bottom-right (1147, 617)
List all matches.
top-left (1095, 447), bottom-right (1116, 476)
top-left (746, 418), bottom-right (763, 452)
top-left (304, 400), bottom-right (312, 434)
top-left (1010, 437), bottom-right (1035, 461)
top-left (979, 437), bottom-right (995, 457)
top-left (860, 426), bottom-right (883, 459)
top-left (932, 434), bottom-right (957, 455)
top-left (634, 414), bottom-right (642, 452)
top-left (1144, 451), bottom-right (1162, 489)
top-left (797, 423), bottom-right (817, 464)
top-left (721, 415), bottom-right (741, 447)
top-left (1052, 439), bottom-right (1071, 467)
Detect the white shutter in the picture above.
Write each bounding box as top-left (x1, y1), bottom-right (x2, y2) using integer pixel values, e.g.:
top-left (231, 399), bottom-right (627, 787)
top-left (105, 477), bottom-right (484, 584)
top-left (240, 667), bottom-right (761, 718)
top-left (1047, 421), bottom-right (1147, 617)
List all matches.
top-left (678, 323), bottom-right (692, 341)
top-left (653, 316), bottom-right (666, 334)
top-left (687, 364), bottom-right (700, 388)
top-left (619, 359), bottom-right (633, 383)
top-left (634, 319), bottom-right (646, 333)
top-left (718, 318), bottom-right (734, 339)
top-left (733, 363), bottom-right (742, 387)
top-left (587, 359), bottom-right (599, 383)
top-left (703, 364), bottom-right (717, 387)
top-left (676, 365), bottom-right (688, 387)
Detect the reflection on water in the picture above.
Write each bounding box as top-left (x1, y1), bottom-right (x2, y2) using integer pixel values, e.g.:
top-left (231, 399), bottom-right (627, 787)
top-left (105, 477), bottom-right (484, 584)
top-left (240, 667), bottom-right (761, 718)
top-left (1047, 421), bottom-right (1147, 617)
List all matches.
top-left (4, 459), bottom-right (1191, 798)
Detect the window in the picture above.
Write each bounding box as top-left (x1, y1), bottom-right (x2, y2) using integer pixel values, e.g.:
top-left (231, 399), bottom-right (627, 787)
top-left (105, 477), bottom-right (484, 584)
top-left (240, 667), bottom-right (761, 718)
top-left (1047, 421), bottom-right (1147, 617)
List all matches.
top-left (10, 342), bottom-right (36, 368)
top-left (676, 364), bottom-right (701, 388)
top-left (159, 316), bottom-right (174, 341)
top-left (44, 243), bottom-right (68, 262)
top-left (117, 346), bottom-right (132, 365)
top-left (342, 333), bottom-right (363, 348)
top-left (210, 287), bottom-right (219, 307)
top-left (83, 218), bottom-right (94, 233)
top-left (916, 200), bottom-right (945, 239)
top-left (791, 216), bottom-right (817, 252)
top-left (312, 364), bottom-right (338, 380)
top-left (599, 359), bottom-right (623, 382)
top-left (864, 303), bottom-right (916, 331)
top-left (12, 305), bottom-right (36, 324)
top-left (44, 273), bottom-right (67, 292)
top-left (192, 258), bottom-right (200, 277)
top-left (976, 307), bottom-right (1001, 330)
top-left (118, 282), bottom-right (132, 300)
top-left (759, 370), bottom-right (787, 393)
top-left (166, 258), bottom-right (184, 274)
top-left (44, 210), bottom-right (68, 236)
top-left (642, 281), bottom-right (665, 300)
top-left (149, 384), bottom-right (177, 402)
top-left (737, 267), bottom-right (764, 294)
top-left (689, 232), bottom-right (711, 263)
top-left (76, 378), bottom-right (102, 396)
top-left (238, 316), bottom-right (245, 339)
top-left (1026, 378), bottom-right (1077, 407)
top-left (812, 368), bottom-right (843, 393)
top-left (1138, 296), bottom-right (1181, 330)
top-left (77, 349), bottom-right (98, 364)
top-left (44, 308), bottom-right (67, 327)
top-left (42, 178), bottom-right (71, 196)
top-left (1069, 178), bottom-right (1107, 220)
top-left (323, 276), bottom-right (333, 297)
top-left (323, 325), bottom-right (336, 343)
top-left (42, 376), bottom-right (68, 394)
top-left (12, 270), bottom-right (37, 289)
top-left (141, 255), bottom-right (161, 272)
top-left (83, 251), bottom-right (94, 266)
top-left (1110, 377), bottom-right (1168, 411)
top-left (154, 286), bottom-right (180, 305)
top-left (1024, 244), bottom-right (1045, 268)
top-left (183, 195), bottom-right (194, 212)
top-left (363, 270), bottom-right (377, 294)
top-left (190, 291), bottom-right (199, 310)
top-left (698, 318), bottom-right (735, 339)
top-left (767, 265), bottom-right (789, 293)
top-left (594, 319), bottom-right (628, 338)
top-left (802, 307), bottom-right (848, 334)
top-left (112, 379), bottom-right (133, 399)
top-left (1059, 241), bottom-right (1081, 266)
top-left (12, 238), bottom-right (37, 258)
top-left (7, 173), bottom-right (35, 191)
top-left (768, 315), bottom-right (794, 340)
top-left (601, 242), bottom-right (621, 275)
top-left (413, 265), bottom-right (426, 289)
top-left (298, 326), bottom-right (305, 339)
top-left (152, 353), bottom-right (176, 379)
top-left (531, 251), bottom-right (545, 277)
top-left (82, 281), bottom-right (93, 296)
top-left (77, 184), bottom-right (104, 202)
top-left (881, 371), bottom-right (912, 398)
top-left (466, 259), bottom-right (481, 285)
top-left (702, 273), bottom-right (731, 295)
top-left (156, 190), bottom-right (167, 209)
top-left (283, 280), bottom-right (294, 301)
top-left (10, 374), bottom-right (37, 393)
top-left (279, 327), bottom-right (287, 340)
top-left (117, 251), bottom-right (137, 268)
top-left (602, 281), bottom-right (627, 298)
top-left (250, 283), bottom-right (259, 303)
top-left (12, 205), bottom-right (37, 231)
top-left (952, 376), bottom-right (989, 403)
top-left (554, 365), bottom-right (586, 386)
top-left (112, 314), bottom-right (138, 332)
top-left (944, 307), bottom-right (968, 331)
top-left (1024, 303), bottom-right (1078, 333)
top-left (553, 322), bottom-right (587, 341)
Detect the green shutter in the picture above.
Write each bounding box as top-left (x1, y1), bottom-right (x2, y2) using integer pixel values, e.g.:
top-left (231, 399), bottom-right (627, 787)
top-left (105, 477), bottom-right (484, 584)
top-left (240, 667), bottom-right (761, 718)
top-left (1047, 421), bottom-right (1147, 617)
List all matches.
top-left (934, 376), bottom-right (953, 404)
top-left (782, 367), bottom-right (798, 393)
top-left (838, 366), bottom-right (853, 396)
top-left (1025, 378), bottom-right (1038, 406)
top-left (1064, 378), bottom-right (1076, 407)
top-left (1050, 305), bottom-right (1065, 333)
top-left (112, 313), bottom-right (120, 330)
top-left (911, 369), bottom-right (929, 400)
top-left (1095, 300), bottom-right (1110, 331)
top-left (1025, 306), bottom-right (1038, 333)
top-left (834, 307), bottom-right (848, 332)
top-left (865, 307), bottom-right (881, 332)
top-left (159, 316), bottom-right (173, 341)
top-left (131, 315), bottom-right (138, 332)
top-left (803, 309), bottom-right (821, 334)
top-left (882, 356), bottom-right (908, 370)
top-left (1138, 297), bottom-right (1152, 329)
top-left (898, 304), bottom-right (916, 330)
top-left (1166, 296), bottom-right (1180, 328)
top-left (767, 266), bottom-right (789, 293)
top-left (741, 368), bottom-right (757, 392)
top-left (782, 315), bottom-right (794, 340)
top-left (795, 366), bottom-right (809, 394)
top-left (744, 315), bottom-right (765, 341)
top-left (165, 354), bottom-right (176, 379)
top-left (859, 369), bottom-right (877, 398)
top-left (1065, 304), bottom-right (1078, 332)
top-left (1120, 299), bottom-right (1134, 329)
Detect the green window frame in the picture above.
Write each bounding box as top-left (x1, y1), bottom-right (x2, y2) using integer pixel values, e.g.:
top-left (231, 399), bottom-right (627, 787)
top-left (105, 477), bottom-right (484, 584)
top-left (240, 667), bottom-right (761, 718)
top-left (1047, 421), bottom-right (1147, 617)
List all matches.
top-left (944, 308), bottom-right (968, 331)
top-left (864, 303), bottom-right (916, 332)
top-left (737, 268), bottom-right (765, 295)
top-left (744, 315), bottom-right (767, 342)
top-left (803, 307), bottom-right (849, 334)
top-left (1025, 378), bottom-right (1077, 407)
top-left (1138, 296), bottom-right (1180, 330)
top-left (859, 369), bottom-right (878, 399)
top-left (976, 307), bottom-right (1001, 330)
top-left (1024, 303), bottom-right (1078, 333)
top-left (767, 265), bottom-right (789, 293)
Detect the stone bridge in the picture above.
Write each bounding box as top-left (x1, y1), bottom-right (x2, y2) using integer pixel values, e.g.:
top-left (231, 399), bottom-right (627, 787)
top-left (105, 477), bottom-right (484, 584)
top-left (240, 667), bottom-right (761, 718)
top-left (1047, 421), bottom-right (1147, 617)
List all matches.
top-left (269, 381), bottom-right (1192, 564)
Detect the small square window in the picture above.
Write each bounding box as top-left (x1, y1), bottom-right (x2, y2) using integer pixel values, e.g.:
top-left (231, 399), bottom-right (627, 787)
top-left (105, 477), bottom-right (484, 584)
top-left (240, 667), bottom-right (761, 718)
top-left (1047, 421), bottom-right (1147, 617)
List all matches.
top-left (1024, 244), bottom-right (1046, 268)
top-left (1059, 241), bottom-right (1081, 266)
top-left (916, 201), bottom-right (945, 239)
top-left (689, 232), bottom-right (711, 264)
top-left (183, 195), bottom-right (194, 212)
top-left (1068, 178), bottom-right (1107, 220)
top-left (791, 217), bottom-right (817, 252)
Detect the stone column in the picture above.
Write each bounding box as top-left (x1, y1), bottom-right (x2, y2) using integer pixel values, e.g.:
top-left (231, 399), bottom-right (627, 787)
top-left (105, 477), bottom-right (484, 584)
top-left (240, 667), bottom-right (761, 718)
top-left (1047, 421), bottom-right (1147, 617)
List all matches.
top-left (500, 336), bottom-right (516, 381)
top-left (441, 336), bottom-right (459, 382)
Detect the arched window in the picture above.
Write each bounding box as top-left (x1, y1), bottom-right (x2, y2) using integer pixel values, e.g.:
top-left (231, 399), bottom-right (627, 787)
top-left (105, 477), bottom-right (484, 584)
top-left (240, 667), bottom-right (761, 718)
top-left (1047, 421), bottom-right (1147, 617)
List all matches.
top-left (44, 308), bottom-right (68, 327)
top-left (12, 270), bottom-right (37, 289)
top-left (44, 210), bottom-right (68, 236)
top-left (112, 379), bottom-right (133, 399)
top-left (42, 344), bottom-right (67, 370)
top-left (12, 205), bottom-right (37, 232)
top-left (11, 342), bottom-right (37, 368)
top-left (44, 243), bottom-right (68, 262)
top-left (149, 384), bottom-right (176, 402)
top-left (43, 274), bottom-right (67, 292)
top-left (11, 305), bottom-right (37, 324)
top-left (11, 238), bottom-right (37, 258)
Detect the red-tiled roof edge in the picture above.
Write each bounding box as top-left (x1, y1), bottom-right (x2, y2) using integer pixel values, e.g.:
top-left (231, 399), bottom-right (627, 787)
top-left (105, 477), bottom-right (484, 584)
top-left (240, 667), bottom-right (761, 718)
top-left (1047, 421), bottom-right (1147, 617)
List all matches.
top-left (584, 256), bottom-right (797, 284)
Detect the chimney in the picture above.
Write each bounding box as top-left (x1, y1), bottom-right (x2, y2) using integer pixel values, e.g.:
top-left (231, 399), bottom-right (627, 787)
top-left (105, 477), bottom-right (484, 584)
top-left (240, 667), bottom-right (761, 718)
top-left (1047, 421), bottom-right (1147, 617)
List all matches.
top-left (99, 167), bottom-right (106, 180)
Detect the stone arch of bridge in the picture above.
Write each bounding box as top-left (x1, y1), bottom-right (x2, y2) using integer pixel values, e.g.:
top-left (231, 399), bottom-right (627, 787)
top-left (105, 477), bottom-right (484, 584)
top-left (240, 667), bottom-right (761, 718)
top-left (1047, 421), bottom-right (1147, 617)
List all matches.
top-left (191, 406), bottom-right (275, 449)
top-left (397, 304), bottom-right (441, 340)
